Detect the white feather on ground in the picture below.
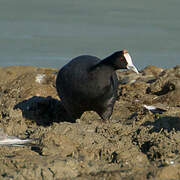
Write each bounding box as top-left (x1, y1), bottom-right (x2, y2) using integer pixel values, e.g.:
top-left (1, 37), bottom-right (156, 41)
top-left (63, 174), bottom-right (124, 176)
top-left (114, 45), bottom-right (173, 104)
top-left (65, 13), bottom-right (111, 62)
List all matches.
top-left (35, 74), bottom-right (45, 84)
top-left (0, 128), bottom-right (32, 146)
top-left (143, 105), bottom-right (157, 110)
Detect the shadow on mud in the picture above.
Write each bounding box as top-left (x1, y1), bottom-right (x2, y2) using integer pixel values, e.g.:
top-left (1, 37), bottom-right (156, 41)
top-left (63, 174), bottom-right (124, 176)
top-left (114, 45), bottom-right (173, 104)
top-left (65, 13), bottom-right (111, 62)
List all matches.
top-left (143, 116), bottom-right (180, 132)
top-left (14, 96), bottom-right (75, 126)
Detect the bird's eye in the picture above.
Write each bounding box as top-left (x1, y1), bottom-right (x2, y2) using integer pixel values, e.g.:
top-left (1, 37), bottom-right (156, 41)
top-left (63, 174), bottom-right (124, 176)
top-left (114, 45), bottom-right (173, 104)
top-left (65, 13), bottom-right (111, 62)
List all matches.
top-left (120, 57), bottom-right (124, 61)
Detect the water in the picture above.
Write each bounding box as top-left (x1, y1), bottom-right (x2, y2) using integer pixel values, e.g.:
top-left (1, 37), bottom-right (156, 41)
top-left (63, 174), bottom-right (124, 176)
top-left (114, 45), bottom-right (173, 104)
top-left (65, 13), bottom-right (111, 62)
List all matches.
top-left (0, 0), bottom-right (179, 70)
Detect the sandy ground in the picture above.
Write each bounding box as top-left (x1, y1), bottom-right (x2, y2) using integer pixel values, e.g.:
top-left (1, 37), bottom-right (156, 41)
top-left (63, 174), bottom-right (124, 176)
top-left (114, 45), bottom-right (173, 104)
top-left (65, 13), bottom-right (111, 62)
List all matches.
top-left (0, 65), bottom-right (180, 180)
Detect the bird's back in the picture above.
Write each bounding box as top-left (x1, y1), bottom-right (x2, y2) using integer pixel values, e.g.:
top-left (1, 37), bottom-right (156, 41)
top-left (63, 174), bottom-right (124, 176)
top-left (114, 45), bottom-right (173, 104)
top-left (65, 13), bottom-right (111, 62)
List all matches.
top-left (56, 55), bottom-right (101, 99)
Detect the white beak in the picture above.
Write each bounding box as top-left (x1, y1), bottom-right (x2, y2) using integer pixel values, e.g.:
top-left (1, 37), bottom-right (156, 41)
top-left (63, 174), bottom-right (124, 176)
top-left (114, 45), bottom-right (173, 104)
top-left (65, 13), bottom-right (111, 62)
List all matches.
top-left (124, 53), bottom-right (139, 74)
top-left (127, 64), bottom-right (139, 74)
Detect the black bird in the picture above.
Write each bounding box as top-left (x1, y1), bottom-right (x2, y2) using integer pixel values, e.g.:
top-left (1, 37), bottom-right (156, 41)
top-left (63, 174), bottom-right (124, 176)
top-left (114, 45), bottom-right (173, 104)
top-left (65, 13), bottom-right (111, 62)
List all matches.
top-left (56, 50), bottom-right (138, 121)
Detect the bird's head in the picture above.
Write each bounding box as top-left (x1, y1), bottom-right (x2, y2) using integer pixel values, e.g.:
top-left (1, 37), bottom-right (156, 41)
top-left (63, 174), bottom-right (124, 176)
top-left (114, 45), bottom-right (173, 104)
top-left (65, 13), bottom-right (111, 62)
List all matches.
top-left (112, 49), bottom-right (139, 74)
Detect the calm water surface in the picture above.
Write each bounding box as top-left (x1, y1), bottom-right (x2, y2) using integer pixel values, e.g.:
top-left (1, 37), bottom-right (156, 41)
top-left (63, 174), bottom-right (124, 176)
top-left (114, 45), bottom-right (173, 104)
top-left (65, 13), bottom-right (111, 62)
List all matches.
top-left (0, 0), bottom-right (179, 69)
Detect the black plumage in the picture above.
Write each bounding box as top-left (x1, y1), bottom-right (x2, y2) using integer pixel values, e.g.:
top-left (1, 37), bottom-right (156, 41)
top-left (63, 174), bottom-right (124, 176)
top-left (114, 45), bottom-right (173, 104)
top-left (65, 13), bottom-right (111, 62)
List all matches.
top-left (56, 50), bottom-right (138, 121)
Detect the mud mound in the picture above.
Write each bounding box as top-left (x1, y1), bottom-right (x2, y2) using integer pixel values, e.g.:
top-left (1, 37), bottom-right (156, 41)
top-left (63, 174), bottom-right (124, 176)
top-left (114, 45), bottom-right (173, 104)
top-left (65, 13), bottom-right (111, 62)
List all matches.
top-left (0, 65), bottom-right (180, 179)
top-left (147, 65), bottom-right (180, 106)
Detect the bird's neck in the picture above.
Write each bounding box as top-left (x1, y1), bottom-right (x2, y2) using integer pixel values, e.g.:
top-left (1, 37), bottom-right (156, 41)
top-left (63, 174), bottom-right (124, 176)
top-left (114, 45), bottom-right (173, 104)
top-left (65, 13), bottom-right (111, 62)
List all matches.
top-left (89, 59), bottom-right (115, 73)
top-left (96, 55), bottom-right (118, 70)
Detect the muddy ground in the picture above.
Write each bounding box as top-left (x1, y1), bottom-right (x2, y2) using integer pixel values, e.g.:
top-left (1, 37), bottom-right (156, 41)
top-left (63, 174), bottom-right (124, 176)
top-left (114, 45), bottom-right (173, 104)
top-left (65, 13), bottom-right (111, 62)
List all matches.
top-left (0, 65), bottom-right (180, 180)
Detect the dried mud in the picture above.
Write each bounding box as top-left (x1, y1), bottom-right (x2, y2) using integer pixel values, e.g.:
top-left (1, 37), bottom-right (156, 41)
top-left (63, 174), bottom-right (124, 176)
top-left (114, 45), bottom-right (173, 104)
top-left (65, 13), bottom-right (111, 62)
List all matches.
top-left (0, 65), bottom-right (180, 180)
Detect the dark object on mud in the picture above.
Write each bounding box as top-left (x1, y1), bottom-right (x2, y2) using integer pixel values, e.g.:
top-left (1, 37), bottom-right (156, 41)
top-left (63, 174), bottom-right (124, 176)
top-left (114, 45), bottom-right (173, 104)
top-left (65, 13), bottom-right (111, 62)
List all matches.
top-left (14, 96), bottom-right (71, 126)
top-left (56, 50), bottom-right (138, 121)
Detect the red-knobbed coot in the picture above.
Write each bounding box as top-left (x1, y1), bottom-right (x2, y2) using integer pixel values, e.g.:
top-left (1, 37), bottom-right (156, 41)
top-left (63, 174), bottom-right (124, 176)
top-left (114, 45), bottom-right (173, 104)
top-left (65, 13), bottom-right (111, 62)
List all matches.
top-left (56, 49), bottom-right (138, 121)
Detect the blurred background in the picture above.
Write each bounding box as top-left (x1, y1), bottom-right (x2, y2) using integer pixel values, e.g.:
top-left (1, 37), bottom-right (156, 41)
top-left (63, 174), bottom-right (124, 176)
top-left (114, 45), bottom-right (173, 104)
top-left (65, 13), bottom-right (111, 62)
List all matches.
top-left (0, 0), bottom-right (179, 69)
